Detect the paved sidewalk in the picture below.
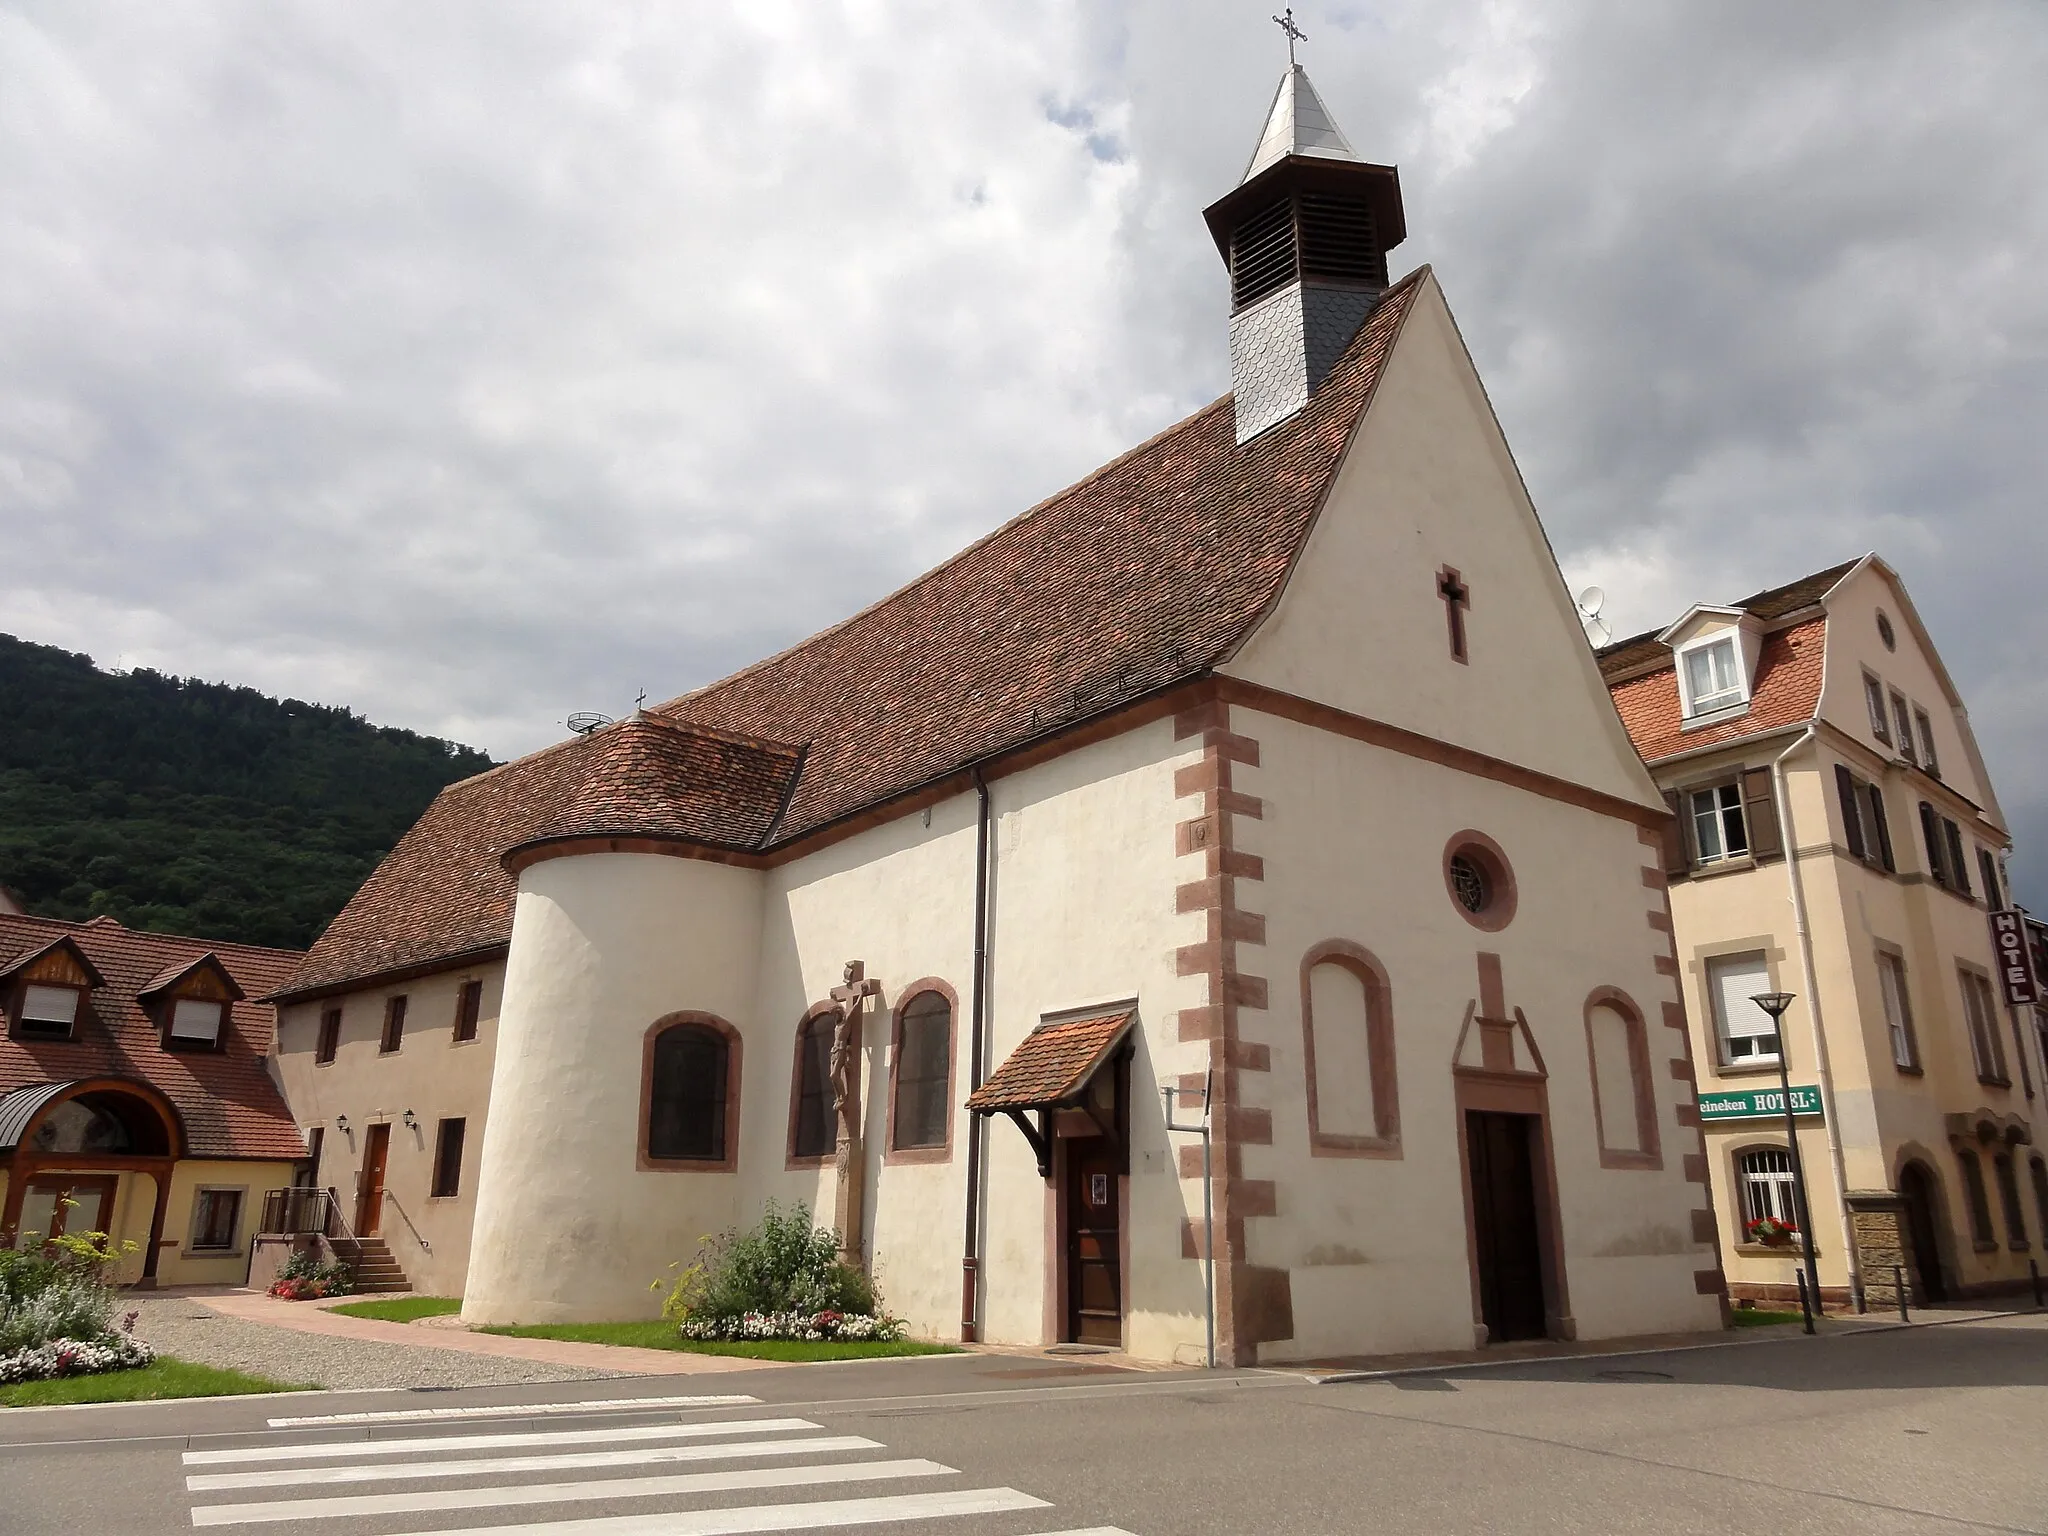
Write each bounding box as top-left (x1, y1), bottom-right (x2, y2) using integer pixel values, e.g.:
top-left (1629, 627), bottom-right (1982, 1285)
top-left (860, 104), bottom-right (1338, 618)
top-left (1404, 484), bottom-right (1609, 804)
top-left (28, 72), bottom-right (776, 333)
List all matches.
top-left (189, 1290), bottom-right (787, 1377)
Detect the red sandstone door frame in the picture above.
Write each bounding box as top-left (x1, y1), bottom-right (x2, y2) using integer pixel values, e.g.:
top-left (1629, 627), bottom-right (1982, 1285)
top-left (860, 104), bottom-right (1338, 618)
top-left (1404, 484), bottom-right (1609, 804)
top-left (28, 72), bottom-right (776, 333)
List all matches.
top-left (1453, 1069), bottom-right (1573, 1344)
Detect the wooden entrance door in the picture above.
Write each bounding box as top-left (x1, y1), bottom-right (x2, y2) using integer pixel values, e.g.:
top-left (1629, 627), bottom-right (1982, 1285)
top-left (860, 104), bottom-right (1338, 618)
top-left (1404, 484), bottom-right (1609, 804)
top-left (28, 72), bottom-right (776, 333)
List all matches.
top-left (1899, 1162), bottom-right (1947, 1304)
top-left (356, 1123), bottom-right (390, 1236)
top-left (1064, 1142), bottom-right (1123, 1346)
top-left (1466, 1110), bottom-right (1548, 1342)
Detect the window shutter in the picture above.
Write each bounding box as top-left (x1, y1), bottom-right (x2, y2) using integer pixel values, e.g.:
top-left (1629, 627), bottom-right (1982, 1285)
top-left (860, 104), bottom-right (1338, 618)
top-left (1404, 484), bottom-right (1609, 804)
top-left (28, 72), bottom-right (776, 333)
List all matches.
top-left (1742, 767), bottom-right (1783, 862)
top-left (1945, 821), bottom-right (1973, 898)
top-left (1979, 850), bottom-right (2003, 911)
top-left (1835, 764), bottom-right (1866, 861)
top-left (1920, 802), bottom-right (1947, 886)
top-left (1660, 791), bottom-right (1690, 880)
top-left (1865, 783), bottom-right (1896, 873)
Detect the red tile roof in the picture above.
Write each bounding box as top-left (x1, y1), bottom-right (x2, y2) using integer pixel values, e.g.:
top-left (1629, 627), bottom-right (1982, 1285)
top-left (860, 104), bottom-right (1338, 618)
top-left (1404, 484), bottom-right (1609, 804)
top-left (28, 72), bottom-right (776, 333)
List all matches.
top-left (285, 270), bottom-right (1429, 998)
top-left (0, 914), bottom-right (305, 1161)
top-left (1596, 558), bottom-right (1858, 681)
top-left (968, 1011), bottom-right (1135, 1112)
top-left (1607, 617), bottom-right (1827, 764)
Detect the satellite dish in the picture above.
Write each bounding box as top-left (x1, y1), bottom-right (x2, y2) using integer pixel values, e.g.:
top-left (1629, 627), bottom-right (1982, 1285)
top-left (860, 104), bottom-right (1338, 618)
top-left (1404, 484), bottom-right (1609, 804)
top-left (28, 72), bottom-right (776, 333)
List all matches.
top-left (566, 712), bottom-right (613, 736)
top-left (1576, 586), bottom-right (1612, 647)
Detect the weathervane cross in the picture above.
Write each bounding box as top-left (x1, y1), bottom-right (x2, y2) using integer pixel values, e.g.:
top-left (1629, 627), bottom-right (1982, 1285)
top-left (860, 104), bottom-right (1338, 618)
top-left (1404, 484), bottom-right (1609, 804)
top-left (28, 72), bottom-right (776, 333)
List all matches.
top-left (1272, 7), bottom-right (1307, 66)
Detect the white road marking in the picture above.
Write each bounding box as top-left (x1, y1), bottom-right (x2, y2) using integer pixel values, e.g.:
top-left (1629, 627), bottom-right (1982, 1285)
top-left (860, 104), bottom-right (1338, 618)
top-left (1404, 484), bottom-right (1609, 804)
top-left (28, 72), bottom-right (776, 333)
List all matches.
top-left (373, 1486), bottom-right (1052, 1536)
top-left (266, 1396), bottom-right (758, 1428)
top-left (188, 1457), bottom-right (955, 1526)
top-left (1022, 1529), bottom-right (1142, 1535)
top-left (187, 1435), bottom-right (880, 1490)
top-left (185, 1418), bottom-right (822, 1466)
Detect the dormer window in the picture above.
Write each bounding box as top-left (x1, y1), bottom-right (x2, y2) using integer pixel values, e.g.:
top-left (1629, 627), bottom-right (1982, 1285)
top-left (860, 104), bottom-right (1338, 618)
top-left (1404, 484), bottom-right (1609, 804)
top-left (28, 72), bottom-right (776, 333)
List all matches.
top-left (169, 998), bottom-right (225, 1047)
top-left (139, 951), bottom-right (244, 1054)
top-left (16, 984), bottom-right (83, 1040)
top-left (1680, 636), bottom-right (1745, 718)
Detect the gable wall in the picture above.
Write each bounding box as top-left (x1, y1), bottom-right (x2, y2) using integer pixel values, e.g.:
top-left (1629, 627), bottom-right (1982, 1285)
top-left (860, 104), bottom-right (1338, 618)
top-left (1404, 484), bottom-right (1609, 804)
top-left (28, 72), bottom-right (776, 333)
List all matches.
top-left (1222, 274), bottom-right (1659, 811)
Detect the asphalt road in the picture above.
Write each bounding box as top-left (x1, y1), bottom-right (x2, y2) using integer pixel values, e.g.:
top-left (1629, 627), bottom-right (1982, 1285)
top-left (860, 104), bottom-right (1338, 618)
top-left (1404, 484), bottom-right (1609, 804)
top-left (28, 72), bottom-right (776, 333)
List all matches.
top-left (4, 1314), bottom-right (2044, 1536)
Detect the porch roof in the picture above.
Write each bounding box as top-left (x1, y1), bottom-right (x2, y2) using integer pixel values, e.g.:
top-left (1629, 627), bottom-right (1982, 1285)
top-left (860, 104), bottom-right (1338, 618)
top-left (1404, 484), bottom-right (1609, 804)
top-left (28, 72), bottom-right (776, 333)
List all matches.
top-left (968, 1011), bottom-right (1134, 1113)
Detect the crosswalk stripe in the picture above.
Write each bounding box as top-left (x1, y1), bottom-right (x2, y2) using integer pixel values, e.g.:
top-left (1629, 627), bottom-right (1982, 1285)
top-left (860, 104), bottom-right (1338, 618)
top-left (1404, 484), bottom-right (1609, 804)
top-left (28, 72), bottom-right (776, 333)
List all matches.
top-left (267, 1396), bottom-right (758, 1428)
top-left (374, 1486), bottom-right (1053, 1536)
top-left (187, 1435), bottom-right (881, 1491)
top-left (188, 1457), bottom-right (956, 1526)
top-left (184, 1418), bottom-right (823, 1467)
top-left (1021, 1529), bottom-right (1142, 1535)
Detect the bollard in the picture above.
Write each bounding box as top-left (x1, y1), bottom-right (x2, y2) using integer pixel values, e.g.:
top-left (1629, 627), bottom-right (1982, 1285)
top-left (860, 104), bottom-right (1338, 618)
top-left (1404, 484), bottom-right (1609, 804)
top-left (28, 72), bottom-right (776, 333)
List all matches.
top-left (2033, 1259), bottom-right (2042, 1310)
top-left (1894, 1264), bottom-right (1909, 1323)
top-left (1795, 1268), bottom-right (1813, 1332)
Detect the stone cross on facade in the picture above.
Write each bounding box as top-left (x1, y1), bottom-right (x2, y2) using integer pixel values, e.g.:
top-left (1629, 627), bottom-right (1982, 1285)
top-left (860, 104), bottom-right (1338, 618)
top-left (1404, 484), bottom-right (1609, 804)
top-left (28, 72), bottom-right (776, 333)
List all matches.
top-left (828, 960), bottom-right (882, 1266)
top-left (1437, 565), bottom-right (1470, 664)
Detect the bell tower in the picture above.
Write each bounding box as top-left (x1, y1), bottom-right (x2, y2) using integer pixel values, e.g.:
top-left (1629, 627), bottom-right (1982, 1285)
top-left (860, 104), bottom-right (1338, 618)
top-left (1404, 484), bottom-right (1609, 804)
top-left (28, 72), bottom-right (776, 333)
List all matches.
top-left (1202, 65), bottom-right (1406, 444)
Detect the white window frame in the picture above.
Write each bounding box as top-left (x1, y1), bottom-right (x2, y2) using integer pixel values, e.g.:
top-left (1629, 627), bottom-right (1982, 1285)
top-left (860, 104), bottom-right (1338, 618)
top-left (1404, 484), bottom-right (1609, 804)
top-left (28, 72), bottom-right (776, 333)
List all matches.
top-left (1688, 782), bottom-right (1750, 866)
top-left (1876, 949), bottom-right (1917, 1070)
top-left (1739, 1147), bottom-right (1799, 1228)
top-left (1678, 635), bottom-right (1748, 719)
top-left (1863, 672), bottom-right (1891, 744)
top-left (1891, 690), bottom-right (1916, 765)
top-left (1913, 706), bottom-right (1939, 778)
top-left (1707, 950), bottom-right (1779, 1066)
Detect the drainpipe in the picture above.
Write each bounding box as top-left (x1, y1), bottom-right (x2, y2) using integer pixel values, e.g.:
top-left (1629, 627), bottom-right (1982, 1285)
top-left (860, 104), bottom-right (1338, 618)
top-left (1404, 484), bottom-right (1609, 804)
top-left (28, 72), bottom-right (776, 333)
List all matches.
top-left (1771, 724), bottom-right (1864, 1310)
top-left (960, 766), bottom-right (993, 1342)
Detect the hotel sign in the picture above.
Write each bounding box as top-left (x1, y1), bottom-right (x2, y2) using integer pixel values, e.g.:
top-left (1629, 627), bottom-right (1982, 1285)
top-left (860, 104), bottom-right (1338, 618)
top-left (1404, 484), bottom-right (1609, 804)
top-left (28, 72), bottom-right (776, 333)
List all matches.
top-left (1988, 910), bottom-right (2042, 1007)
top-left (1698, 1085), bottom-right (1823, 1122)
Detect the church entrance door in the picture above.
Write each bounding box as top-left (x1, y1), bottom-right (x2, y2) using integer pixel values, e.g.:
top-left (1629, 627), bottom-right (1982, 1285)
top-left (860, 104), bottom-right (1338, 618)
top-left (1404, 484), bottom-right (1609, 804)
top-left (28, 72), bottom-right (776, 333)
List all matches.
top-left (1064, 1141), bottom-right (1123, 1346)
top-left (355, 1123), bottom-right (390, 1237)
top-left (1466, 1110), bottom-right (1547, 1342)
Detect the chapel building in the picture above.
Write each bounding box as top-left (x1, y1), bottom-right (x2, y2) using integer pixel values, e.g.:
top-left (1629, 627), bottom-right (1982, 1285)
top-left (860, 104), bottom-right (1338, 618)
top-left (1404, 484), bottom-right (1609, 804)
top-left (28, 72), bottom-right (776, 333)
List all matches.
top-left (1601, 556), bottom-right (2048, 1310)
top-left (269, 67), bottom-right (1727, 1363)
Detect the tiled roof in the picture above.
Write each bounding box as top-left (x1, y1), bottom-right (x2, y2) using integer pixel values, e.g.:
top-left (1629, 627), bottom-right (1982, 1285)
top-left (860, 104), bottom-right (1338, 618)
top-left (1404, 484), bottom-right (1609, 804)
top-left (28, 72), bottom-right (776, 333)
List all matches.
top-left (285, 269), bottom-right (1429, 998)
top-left (1608, 617), bottom-right (1827, 765)
top-left (968, 1011), bottom-right (1135, 1112)
top-left (0, 914), bottom-right (305, 1161)
top-left (1596, 558), bottom-right (1860, 680)
top-left (512, 715), bottom-right (806, 859)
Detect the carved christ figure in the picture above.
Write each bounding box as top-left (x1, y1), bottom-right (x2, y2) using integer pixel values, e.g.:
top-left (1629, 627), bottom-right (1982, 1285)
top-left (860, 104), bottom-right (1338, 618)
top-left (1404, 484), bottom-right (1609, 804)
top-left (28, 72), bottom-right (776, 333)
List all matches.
top-left (827, 960), bottom-right (881, 1265)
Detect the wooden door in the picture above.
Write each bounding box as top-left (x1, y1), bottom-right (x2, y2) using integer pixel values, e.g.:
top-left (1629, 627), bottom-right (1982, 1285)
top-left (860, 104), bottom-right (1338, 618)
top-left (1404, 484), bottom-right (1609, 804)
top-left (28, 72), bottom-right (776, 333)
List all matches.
top-left (1899, 1162), bottom-right (1947, 1304)
top-left (1466, 1110), bottom-right (1548, 1342)
top-left (1064, 1142), bottom-right (1123, 1346)
top-left (356, 1123), bottom-right (390, 1236)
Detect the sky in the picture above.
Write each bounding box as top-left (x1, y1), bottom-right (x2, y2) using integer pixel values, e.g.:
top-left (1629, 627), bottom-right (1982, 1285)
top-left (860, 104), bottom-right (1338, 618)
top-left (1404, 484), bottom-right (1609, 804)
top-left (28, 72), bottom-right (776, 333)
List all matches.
top-left (2, 2), bottom-right (2044, 894)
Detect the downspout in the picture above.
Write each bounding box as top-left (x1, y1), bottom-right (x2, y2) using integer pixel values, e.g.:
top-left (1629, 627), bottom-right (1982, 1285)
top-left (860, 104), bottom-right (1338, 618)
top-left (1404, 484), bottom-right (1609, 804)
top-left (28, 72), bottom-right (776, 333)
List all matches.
top-left (960, 766), bottom-right (992, 1342)
top-left (1771, 724), bottom-right (1864, 1309)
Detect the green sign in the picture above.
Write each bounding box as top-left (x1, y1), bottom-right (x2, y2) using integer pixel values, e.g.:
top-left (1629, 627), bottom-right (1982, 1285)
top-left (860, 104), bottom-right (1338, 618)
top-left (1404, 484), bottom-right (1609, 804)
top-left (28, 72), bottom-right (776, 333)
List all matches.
top-left (1698, 1085), bottom-right (1824, 1122)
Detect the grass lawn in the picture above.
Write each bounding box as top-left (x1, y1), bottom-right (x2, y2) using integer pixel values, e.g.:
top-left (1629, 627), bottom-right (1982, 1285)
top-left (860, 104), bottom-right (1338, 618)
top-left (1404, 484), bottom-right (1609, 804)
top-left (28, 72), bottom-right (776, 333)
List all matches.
top-left (1730, 1308), bottom-right (1805, 1327)
top-left (477, 1320), bottom-right (959, 1362)
top-left (1, 1357), bottom-right (309, 1408)
top-left (327, 1296), bottom-right (464, 1323)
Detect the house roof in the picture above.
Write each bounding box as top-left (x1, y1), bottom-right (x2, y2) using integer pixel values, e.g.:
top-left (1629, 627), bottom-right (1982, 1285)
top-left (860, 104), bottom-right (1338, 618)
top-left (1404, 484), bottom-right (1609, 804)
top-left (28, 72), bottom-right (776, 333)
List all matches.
top-left (1244, 65), bottom-right (1361, 182)
top-left (283, 268), bottom-right (1429, 1000)
top-left (967, 1010), bottom-right (1135, 1113)
top-left (1608, 617), bottom-right (1827, 766)
top-left (1596, 558), bottom-right (1859, 682)
top-left (0, 913), bottom-right (305, 1161)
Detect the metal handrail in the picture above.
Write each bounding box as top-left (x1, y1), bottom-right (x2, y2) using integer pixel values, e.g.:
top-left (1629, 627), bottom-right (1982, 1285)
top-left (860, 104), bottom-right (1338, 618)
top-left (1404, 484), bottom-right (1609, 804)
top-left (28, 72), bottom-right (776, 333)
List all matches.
top-left (321, 1186), bottom-right (359, 1246)
top-left (378, 1190), bottom-right (433, 1255)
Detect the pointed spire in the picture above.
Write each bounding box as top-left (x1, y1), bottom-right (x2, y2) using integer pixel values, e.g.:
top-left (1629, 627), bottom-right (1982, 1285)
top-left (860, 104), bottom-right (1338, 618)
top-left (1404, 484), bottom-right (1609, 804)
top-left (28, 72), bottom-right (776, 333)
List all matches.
top-left (1242, 65), bottom-right (1360, 183)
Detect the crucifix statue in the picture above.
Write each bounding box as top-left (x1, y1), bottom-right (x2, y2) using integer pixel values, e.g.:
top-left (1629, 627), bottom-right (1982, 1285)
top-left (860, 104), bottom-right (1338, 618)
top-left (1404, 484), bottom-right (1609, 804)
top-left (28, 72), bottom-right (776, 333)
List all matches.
top-left (827, 960), bottom-right (882, 1266)
top-left (1272, 7), bottom-right (1307, 66)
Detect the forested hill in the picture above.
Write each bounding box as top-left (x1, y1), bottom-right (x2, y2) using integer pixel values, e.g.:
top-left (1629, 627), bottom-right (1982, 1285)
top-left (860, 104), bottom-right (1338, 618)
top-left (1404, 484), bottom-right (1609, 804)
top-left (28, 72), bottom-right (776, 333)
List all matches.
top-left (0, 632), bottom-right (497, 950)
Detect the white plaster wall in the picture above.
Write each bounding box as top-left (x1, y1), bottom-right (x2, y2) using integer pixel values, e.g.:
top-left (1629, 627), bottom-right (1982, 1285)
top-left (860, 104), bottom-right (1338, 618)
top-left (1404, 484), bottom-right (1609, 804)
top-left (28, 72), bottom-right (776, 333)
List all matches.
top-left (1238, 708), bottom-right (1723, 1360)
top-left (462, 854), bottom-right (765, 1324)
top-left (1222, 272), bottom-right (1661, 812)
top-left (275, 964), bottom-right (502, 1296)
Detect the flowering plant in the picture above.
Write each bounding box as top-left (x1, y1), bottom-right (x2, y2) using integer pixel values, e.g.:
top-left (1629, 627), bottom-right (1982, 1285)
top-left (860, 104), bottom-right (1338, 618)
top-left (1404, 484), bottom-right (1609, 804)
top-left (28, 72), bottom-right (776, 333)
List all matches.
top-left (677, 1309), bottom-right (906, 1343)
top-left (269, 1250), bottom-right (354, 1300)
top-left (1745, 1215), bottom-right (1798, 1248)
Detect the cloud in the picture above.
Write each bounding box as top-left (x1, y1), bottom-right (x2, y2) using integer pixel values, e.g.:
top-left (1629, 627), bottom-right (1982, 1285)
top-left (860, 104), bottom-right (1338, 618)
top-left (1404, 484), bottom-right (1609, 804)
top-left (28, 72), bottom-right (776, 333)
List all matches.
top-left (1, 1), bottom-right (2044, 895)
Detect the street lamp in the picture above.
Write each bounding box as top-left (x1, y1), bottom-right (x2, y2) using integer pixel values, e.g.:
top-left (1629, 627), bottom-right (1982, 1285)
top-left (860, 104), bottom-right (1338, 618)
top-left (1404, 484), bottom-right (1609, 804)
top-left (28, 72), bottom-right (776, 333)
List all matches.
top-left (1751, 991), bottom-right (1821, 1335)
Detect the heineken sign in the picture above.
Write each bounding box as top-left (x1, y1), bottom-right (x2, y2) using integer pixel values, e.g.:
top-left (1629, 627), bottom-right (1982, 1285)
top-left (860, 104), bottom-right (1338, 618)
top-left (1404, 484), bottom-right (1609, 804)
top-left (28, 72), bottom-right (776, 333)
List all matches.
top-left (1698, 1085), bottom-right (1824, 1122)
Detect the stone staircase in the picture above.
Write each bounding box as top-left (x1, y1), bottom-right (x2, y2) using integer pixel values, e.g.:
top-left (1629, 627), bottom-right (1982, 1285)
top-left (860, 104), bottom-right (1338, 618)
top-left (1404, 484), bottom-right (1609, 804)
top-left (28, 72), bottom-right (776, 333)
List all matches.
top-left (333, 1235), bottom-right (411, 1294)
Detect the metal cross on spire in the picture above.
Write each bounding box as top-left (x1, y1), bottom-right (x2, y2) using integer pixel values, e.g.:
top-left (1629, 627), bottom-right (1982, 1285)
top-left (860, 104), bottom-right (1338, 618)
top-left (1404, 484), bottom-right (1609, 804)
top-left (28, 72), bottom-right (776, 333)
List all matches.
top-left (1272, 7), bottom-right (1307, 66)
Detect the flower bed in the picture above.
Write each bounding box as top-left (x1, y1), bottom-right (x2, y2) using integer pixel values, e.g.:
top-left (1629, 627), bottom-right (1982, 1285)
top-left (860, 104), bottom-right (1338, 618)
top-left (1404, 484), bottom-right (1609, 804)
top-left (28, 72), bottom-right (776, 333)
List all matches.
top-left (0, 1333), bottom-right (155, 1385)
top-left (268, 1252), bottom-right (355, 1301)
top-left (677, 1309), bottom-right (905, 1343)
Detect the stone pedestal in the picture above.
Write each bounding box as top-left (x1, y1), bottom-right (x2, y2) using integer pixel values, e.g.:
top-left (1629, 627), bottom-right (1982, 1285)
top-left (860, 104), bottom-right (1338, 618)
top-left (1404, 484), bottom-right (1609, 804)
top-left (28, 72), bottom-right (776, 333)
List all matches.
top-left (1846, 1190), bottom-right (1908, 1310)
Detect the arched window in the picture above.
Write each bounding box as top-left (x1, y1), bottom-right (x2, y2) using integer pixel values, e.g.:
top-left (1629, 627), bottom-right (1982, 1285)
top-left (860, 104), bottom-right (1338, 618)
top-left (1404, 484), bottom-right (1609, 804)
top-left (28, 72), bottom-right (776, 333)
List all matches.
top-left (643, 1017), bottom-right (737, 1167)
top-left (1958, 1150), bottom-right (1995, 1245)
top-left (1584, 989), bottom-right (1660, 1169)
top-left (789, 1009), bottom-right (836, 1163)
top-left (1738, 1148), bottom-right (1797, 1230)
top-left (888, 986), bottom-right (955, 1157)
top-left (1300, 942), bottom-right (1399, 1157)
top-left (1993, 1153), bottom-right (2028, 1249)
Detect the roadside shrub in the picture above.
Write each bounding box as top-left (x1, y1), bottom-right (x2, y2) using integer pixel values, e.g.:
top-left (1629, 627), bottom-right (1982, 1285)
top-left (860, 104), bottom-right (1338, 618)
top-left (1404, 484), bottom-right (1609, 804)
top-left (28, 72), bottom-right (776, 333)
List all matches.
top-left (269, 1248), bottom-right (355, 1301)
top-left (657, 1202), bottom-right (881, 1325)
top-left (0, 1222), bottom-right (154, 1381)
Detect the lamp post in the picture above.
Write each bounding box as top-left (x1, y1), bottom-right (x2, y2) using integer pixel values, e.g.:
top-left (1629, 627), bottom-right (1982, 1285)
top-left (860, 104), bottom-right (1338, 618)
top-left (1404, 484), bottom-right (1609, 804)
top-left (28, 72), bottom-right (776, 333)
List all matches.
top-left (1751, 991), bottom-right (1821, 1335)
